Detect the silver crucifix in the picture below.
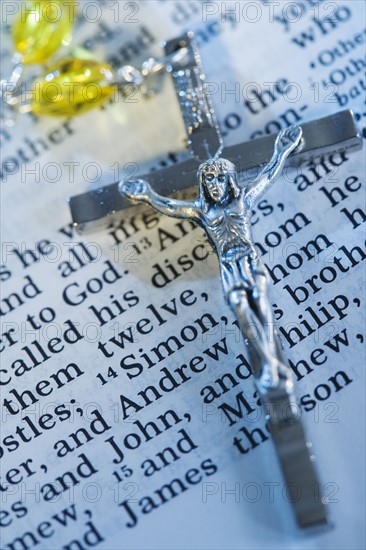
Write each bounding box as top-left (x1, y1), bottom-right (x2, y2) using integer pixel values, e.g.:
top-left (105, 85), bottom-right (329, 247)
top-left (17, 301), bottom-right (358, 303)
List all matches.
top-left (69, 33), bottom-right (363, 530)
top-left (120, 126), bottom-right (302, 393)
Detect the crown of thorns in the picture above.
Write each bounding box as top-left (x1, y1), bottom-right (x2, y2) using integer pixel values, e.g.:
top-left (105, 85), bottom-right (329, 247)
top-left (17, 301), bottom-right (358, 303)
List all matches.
top-left (200, 159), bottom-right (235, 176)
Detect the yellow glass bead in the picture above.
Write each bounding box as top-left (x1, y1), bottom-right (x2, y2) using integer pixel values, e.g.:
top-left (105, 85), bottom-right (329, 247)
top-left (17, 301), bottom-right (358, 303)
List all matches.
top-left (13, 1), bottom-right (75, 64)
top-left (31, 58), bottom-right (116, 117)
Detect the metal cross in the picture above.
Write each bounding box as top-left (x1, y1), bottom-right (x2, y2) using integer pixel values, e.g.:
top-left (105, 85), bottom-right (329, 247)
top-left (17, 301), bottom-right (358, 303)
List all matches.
top-left (69, 33), bottom-right (363, 530)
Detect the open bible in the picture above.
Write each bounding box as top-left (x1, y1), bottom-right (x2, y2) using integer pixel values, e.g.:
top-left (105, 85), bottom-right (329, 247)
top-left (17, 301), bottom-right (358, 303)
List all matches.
top-left (1, 1), bottom-right (365, 548)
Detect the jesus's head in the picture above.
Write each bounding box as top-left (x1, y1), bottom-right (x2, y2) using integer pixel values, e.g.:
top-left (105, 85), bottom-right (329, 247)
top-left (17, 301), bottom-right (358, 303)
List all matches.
top-left (198, 159), bottom-right (239, 205)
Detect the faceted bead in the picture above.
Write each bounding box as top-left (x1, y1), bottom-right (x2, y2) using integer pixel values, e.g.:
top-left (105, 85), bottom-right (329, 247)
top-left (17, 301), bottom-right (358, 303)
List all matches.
top-left (13, 1), bottom-right (75, 64)
top-left (31, 58), bottom-right (116, 116)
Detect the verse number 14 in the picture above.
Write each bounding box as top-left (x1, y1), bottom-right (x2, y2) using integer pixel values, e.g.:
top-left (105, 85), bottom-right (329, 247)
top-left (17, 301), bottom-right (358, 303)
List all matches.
top-left (96, 367), bottom-right (118, 386)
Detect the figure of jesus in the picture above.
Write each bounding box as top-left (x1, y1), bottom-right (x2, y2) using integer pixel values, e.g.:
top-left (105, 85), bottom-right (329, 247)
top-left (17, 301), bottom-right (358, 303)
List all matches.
top-left (120, 126), bottom-right (303, 393)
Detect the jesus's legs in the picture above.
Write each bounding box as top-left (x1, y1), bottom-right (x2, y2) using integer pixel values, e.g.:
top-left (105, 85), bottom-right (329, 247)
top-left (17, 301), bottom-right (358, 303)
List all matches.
top-left (226, 256), bottom-right (292, 391)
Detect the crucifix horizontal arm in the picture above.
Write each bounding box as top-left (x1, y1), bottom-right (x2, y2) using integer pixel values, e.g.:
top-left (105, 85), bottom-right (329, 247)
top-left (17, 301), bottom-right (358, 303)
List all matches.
top-left (69, 109), bottom-right (362, 232)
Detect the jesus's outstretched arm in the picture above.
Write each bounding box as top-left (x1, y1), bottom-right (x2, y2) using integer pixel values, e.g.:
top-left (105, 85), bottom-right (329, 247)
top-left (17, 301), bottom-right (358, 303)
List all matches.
top-left (245, 125), bottom-right (303, 209)
top-left (119, 179), bottom-right (201, 221)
